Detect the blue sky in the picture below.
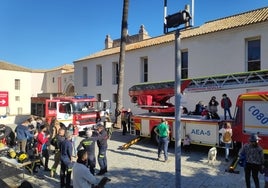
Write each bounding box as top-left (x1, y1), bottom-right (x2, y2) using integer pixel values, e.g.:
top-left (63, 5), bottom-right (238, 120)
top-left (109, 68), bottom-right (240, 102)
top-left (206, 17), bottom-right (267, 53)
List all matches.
top-left (0, 0), bottom-right (267, 70)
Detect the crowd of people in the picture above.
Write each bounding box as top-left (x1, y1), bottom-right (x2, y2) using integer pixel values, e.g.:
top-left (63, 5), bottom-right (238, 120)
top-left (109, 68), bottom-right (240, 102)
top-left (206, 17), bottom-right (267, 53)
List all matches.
top-left (0, 115), bottom-right (111, 188)
top-left (185, 93), bottom-right (232, 120)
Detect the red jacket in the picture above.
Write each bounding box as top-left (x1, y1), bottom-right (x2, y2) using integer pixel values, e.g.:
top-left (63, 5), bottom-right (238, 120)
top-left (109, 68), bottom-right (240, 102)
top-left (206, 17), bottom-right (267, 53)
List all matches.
top-left (36, 132), bottom-right (49, 153)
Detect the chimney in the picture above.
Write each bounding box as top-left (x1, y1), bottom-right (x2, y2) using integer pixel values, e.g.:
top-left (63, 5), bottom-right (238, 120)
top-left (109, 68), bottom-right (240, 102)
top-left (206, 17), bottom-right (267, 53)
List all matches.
top-left (105, 35), bottom-right (113, 49)
top-left (138, 25), bottom-right (150, 41)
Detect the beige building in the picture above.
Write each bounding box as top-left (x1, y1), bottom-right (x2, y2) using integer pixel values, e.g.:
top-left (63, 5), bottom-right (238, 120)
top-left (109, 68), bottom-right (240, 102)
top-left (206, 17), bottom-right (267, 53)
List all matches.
top-left (73, 7), bottom-right (268, 116)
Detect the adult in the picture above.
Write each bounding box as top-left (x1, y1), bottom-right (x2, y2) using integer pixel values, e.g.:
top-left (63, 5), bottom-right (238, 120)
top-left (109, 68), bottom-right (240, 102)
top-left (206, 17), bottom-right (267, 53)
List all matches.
top-left (0, 124), bottom-right (15, 147)
top-left (194, 101), bottom-right (205, 115)
top-left (103, 112), bottom-right (113, 139)
top-left (239, 133), bottom-right (264, 188)
top-left (68, 122), bottom-right (79, 157)
top-left (72, 149), bottom-right (98, 188)
top-left (60, 131), bottom-right (74, 188)
top-left (126, 108), bottom-right (132, 133)
top-left (154, 118), bottom-right (170, 162)
top-left (94, 123), bottom-right (109, 176)
top-left (36, 124), bottom-right (50, 171)
top-left (77, 129), bottom-right (96, 175)
top-left (208, 96), bottom-right (219, 113)
top-left (15, 120), bottom-right (34, 153)
top-left (120, 107), bottom-right (127, 135)
top-left (219, 122), bottom-right (232, 162)
top-left (221, 93), bottom-right (232, 120)
top-left (50, 128), bottom-right (66, 178)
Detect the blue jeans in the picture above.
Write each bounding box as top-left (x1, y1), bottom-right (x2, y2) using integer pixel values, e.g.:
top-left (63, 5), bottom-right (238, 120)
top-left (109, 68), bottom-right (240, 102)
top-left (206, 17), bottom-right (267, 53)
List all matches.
top-left (98, 146), bottom-right (107, 170)
top-left (224, 143), bottom-right (231, 159)
top-left (224, 108), bottom-right (232, 120)
top-left (158, 137), bottom-right (169, 160)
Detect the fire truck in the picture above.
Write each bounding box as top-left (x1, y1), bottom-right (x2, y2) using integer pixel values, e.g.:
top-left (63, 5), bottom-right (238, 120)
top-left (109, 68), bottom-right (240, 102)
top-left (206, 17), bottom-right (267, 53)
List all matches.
top-left (31, 95), bottom-right (111, 132)
top-left (128, 69), bottom-right (268, 154)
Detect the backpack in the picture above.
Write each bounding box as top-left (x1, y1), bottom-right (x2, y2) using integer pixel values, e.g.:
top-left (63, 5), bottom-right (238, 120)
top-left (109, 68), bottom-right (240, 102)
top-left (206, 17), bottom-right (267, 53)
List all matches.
top-left (223, 131), bottom-right (231, 142)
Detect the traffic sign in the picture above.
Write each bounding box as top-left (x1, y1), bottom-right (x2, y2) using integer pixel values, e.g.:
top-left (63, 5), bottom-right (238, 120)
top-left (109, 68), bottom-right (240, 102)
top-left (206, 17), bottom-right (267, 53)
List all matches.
top-left (0, 91), bottom-right (9, 107)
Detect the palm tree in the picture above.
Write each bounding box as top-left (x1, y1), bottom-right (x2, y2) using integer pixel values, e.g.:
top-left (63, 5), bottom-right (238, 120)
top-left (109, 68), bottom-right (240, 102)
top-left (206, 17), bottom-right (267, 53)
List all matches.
top-left (115, 0), bottom-right (129, 128)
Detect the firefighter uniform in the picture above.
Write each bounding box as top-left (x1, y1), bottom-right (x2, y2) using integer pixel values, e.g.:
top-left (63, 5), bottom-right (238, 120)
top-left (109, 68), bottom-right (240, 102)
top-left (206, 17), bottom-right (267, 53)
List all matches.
top-left (77, 130), bottom-right (96, 175)
top-left (93, 123), bottom-right (108, 176)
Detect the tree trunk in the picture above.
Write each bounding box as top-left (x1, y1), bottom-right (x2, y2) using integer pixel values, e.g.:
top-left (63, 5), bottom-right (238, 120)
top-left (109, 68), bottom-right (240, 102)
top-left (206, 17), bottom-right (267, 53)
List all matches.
top-left (114, 0), bottom-right (129, 128)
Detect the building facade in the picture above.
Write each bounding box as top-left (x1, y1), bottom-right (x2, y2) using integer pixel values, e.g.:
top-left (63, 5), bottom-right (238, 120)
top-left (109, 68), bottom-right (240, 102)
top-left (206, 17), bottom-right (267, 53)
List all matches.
top-left (0, 61), bottom-right (74, 119)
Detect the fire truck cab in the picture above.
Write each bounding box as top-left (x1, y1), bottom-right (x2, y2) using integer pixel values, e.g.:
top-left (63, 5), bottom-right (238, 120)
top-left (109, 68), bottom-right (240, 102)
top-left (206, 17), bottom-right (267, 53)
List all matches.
top-left (31, 95), bottom-right (111, 132)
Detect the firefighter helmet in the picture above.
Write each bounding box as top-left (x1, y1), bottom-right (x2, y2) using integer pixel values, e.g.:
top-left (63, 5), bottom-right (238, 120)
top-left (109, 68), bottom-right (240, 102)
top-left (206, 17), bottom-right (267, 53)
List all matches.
top-left (17, 152), bottom-right (29, 163)
top-left (8, 148), bottom-right (16, 159)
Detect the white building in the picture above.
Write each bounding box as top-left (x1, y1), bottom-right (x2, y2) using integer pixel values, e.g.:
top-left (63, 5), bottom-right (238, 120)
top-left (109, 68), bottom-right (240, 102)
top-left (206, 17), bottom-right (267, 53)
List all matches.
top-left (0, 61), bottom-right (74, 123)
top-left (73, 7), bottom-right (268, 116)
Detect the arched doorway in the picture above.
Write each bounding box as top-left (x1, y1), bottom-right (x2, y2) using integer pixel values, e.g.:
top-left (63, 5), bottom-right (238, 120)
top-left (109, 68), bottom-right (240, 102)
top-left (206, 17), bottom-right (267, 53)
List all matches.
top-left (65, 84), bottom-right (75, 96)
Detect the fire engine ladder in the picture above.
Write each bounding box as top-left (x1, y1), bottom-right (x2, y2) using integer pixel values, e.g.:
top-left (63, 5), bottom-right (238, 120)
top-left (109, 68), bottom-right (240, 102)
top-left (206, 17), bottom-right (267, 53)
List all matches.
top-left (183, 69), bottom-right (268, 93)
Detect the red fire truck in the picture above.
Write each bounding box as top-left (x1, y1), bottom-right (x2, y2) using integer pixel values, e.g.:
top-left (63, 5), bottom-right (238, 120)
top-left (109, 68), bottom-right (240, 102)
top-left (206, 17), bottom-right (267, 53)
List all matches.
top-left (128, 70), bottom-right (268, 154)
top-left (31, 95), bottom-right (111, 132)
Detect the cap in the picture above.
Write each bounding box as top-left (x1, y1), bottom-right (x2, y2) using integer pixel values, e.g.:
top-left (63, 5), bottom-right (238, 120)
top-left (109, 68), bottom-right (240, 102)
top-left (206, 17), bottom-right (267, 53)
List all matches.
top-left (249, 133), bottom-right (261, 142)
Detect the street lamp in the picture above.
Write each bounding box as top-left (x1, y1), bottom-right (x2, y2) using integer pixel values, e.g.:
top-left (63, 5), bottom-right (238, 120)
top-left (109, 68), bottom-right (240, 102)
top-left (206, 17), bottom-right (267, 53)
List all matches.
top-left (165, 9), bottom-right (191, 33)
top-left (163, 3), bottom-right (192, 188)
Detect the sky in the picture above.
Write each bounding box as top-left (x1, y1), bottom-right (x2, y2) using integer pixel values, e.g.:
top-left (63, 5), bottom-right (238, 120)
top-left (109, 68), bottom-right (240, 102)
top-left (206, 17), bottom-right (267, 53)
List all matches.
top-left (0, 0), bottom-right (267, 70)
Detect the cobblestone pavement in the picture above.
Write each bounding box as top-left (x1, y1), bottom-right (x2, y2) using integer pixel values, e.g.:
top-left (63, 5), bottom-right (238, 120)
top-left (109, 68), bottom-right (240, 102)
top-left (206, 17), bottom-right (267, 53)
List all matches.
top-left (0, 126), bottom-right (265, 188)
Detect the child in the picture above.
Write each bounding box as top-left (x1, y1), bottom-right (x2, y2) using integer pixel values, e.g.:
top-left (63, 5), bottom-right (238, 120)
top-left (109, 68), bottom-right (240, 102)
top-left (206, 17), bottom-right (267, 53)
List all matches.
top-left (183, 135), bottom-right (191, 152)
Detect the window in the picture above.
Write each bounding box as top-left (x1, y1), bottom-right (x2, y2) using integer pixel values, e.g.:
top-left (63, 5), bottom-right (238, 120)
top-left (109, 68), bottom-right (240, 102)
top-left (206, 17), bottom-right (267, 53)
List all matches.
top-left (113, 93), bottom-right (117, 103)
top-left (15, 79), bottom-right (20, 90)
top-left (96, 65), bottom-right (102, 86)
top-left (97, 93), bottom-right (101, 101)
top-left (247, 39), bottom-right (260, 71)
top-left (112, 62), bottom-right (119, 85)
top-left (15, 96), bottom-right (20, 101)
top-left (140, 57), bottom-right (148, 82)
top-left (181, 51), bottom-right (188, 79)
top-left (83, 67), bottom-right (88, 87)
top-left (52, 77), bottom-right (55, 83)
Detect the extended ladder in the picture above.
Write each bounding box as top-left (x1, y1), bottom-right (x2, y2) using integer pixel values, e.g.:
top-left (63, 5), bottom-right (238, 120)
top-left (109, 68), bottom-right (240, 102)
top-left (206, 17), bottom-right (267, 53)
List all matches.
top-left (184, 69), bottom-right (268, 92)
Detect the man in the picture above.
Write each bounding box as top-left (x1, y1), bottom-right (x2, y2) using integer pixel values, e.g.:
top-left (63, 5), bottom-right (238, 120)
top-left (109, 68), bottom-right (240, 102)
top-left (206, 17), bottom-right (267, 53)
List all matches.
top-left (221, 93), bottom-right (232, 120)
top-left (94, 123), bottom-right (109, 175)
top-left (15, 120), bottom-right (34, 152)
top-left (50, 128), bottom-right (66, 178)
top-left (60, 131), bottom-right (73, 188)
top-left (154, 118), bottom-right (170, 162)
top-left (239, 133), bottom-right (264, 188)
top-left (77, 129), bottom-right (96, 175)
top-left (72, 149), bottom-right (98, 188)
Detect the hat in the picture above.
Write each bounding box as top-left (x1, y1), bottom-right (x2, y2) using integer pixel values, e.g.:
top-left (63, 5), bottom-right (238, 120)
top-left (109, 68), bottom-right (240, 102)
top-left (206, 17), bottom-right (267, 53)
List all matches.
top-left (249, 133), bottom-right (261, 142)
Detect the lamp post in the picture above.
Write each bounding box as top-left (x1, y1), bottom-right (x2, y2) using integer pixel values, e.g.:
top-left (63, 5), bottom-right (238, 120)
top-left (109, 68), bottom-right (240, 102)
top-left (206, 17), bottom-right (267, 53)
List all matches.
top-left (164, 3), bottom-right (191, 188)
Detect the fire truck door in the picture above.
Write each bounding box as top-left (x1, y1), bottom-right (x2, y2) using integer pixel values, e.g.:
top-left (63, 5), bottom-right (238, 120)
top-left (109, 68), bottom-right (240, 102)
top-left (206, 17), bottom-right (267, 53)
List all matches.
top-left (57, 102), bottom-right (73, 121)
